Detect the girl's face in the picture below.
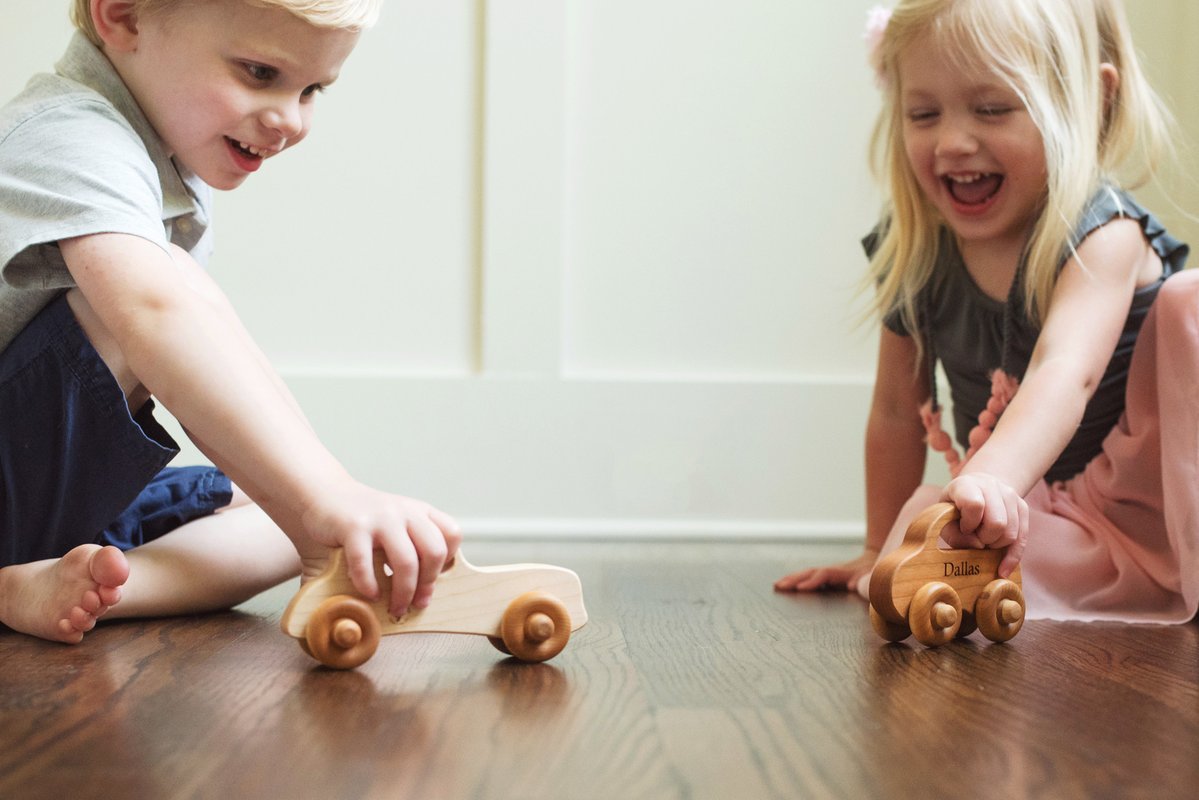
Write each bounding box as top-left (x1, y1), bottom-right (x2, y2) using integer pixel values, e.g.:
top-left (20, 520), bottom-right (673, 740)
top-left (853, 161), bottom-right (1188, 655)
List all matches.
top-left (113, 0), bottom-right (359, 190)
top-left (898, 32), bottom-right (1048, 259)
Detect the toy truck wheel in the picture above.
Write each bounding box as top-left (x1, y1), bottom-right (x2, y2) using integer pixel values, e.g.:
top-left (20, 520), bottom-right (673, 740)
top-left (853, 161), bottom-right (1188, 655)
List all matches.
top-left (304, 595), bottom-right (382, 669)
top-left (869, 605), bottom-right (911, 642)
top-left (500, 591), bottom-right (572, 663)
top-left (487, 636), bottom-right (512, 655)
top-left (908, 582), bottom-right (962, 646)
top-left (974, 579), bottom-right (1025, 643)
top-left (955, 609), bottom-right (978, 639)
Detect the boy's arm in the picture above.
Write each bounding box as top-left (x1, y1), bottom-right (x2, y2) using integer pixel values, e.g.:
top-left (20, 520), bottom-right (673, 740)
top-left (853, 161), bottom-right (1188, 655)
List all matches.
top-left (162, 243), bottom-right (314, 431)
top-left (60, 232), bottom-right (459, 615)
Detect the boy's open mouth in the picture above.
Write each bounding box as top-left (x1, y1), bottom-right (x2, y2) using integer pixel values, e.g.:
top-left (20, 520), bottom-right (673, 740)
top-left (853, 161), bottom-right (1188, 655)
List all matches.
top-left (944, 172), bottom-right (1003, 206)
top-left (226, 137), bottom-right (265, 160)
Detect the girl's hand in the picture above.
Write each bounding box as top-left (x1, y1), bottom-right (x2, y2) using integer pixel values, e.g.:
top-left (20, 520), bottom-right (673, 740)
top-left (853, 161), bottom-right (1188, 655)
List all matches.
top-left (941, 473), bottom-right (1028, 578)
top-left (300, 480), bottom-right (463, 617)
top-left (774, 549), bottom-right (879, 593)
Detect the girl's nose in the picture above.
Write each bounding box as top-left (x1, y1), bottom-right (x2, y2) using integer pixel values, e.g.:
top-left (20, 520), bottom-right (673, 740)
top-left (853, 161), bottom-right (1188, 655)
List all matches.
top-left (935, 121), bottom-right (979, 157)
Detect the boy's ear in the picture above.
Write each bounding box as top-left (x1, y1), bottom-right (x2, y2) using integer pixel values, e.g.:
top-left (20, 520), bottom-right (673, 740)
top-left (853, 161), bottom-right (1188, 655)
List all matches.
top-left (90, 0), bottom-right (142, 53)
top-left (1099, 62), bottom-right (1120, 109)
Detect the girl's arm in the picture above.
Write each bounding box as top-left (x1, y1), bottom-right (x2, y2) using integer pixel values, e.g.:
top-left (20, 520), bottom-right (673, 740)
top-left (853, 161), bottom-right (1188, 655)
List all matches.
top-left (60, 232), bottom-right (460, 616)
top-left (864, 328), bottom-right (930, 552)
top-left (946, 218), bottom-right (1153, 574)
top-left (775, 328), bottom-right (928, 592)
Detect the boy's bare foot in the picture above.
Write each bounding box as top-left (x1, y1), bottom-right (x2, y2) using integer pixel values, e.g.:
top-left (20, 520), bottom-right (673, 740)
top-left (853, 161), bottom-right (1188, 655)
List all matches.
top-left (0, 545), bottom-right (129, 643)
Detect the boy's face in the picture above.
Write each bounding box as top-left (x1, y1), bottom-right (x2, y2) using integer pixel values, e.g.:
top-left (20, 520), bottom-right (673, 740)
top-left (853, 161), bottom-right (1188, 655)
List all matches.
top-left (114, 0), bottom-right (359, 190)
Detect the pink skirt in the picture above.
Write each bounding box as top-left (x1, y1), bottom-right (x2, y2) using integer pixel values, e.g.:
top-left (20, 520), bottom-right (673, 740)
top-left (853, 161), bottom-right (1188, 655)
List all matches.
top-left (874, 270), bottom-right (1199, 623)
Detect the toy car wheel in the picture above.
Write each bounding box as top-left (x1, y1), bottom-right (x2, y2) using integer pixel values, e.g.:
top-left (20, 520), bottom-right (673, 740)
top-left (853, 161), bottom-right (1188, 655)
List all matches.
top-left (869, 605), bottom-right (911, 642)
top-left (908, 582), bottom-right (962, 646)
top-left (304, 595), bottom-right (382, 669)
top-left (975, 579), bottom-right (1025, 642)
top-left (500, 591), bottom-right (572, 663)
top-left (487, 636), bottom-right (512, 655)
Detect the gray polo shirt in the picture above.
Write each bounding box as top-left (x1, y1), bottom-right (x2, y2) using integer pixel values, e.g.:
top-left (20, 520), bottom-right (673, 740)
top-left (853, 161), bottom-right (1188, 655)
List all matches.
top-left (0, 32), bottom-right (213, 353)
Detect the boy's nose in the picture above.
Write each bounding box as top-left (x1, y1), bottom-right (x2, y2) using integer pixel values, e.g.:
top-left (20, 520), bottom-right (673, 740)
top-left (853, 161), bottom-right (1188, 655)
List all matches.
top-left (262, 100), bottom-right (304, 140)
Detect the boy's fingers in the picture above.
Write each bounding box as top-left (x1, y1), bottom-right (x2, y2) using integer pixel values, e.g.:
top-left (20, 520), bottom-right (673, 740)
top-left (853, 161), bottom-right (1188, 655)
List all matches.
top-left (407, 516), bottom-right (449, 606)
top-left (380, 535), bottom-right (419, 618)
top-left (429, 508), bottom-right (462, 548)
top-left (343, 535), bottom-right (380, 601)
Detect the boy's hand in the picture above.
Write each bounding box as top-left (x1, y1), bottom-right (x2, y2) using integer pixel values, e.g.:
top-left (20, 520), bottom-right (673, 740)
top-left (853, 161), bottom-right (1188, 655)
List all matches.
top-left (941, 473), bottom-right (1028, 578)
top-left (301, 481), bottom-right (462, 617)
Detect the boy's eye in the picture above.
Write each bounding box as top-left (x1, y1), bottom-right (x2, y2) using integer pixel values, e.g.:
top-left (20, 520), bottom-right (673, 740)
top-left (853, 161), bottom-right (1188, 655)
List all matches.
top-left (301, 83), bottom-right (325, 99)
top-left (243, 63), bottom-right (277, 83)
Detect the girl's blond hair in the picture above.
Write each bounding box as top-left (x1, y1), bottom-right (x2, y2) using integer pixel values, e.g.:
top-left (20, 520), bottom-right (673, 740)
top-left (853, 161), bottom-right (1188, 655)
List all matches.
top-left (868, 0), bottom-right (1171, 351)
top-left (71, 0), bottom-right (382, 47)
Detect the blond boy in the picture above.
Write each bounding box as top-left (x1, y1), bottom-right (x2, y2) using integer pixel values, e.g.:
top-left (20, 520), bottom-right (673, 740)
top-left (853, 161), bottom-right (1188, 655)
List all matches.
top-left (0, 0), bottom-right (460, 643)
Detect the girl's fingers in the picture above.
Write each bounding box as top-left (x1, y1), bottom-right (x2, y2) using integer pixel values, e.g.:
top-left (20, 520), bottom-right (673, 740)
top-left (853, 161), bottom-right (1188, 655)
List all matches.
top-left (946, 480), bottom-right (985, 536)
top-left (999, 499), bottom-right (1030, 577)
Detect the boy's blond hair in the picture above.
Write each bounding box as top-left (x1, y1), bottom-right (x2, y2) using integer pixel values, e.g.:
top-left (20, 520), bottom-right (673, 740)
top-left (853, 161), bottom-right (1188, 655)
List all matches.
top-left (71, 0), bottom-right (383, 47)
top-left (867, 0), bottom-right (1172, 352)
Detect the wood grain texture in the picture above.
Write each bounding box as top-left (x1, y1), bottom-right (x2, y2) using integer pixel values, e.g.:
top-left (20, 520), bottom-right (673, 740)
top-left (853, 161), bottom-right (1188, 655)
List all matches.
top-left (1, 540), bottom-right (1196, 800)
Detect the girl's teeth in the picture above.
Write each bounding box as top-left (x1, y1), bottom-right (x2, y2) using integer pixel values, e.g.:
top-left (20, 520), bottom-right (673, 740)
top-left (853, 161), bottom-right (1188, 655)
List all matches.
top-left (949, 173), bottom-right (983, 183)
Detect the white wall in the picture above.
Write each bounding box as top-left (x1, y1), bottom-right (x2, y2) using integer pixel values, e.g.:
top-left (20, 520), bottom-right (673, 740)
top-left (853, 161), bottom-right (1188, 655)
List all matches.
top-left (3, 2), bottom-right (1195, 539)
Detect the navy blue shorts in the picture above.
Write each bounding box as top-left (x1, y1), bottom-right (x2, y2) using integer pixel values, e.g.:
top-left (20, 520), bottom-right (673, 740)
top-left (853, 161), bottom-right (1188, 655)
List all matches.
top-left (0, 293), bottom-right (232, 568)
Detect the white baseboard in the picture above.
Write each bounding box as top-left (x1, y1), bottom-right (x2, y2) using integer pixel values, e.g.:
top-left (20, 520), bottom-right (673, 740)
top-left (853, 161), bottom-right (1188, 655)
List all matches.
top-left (455, 517), bottom-right (864, 541)
top-left (159, 373), bottom-right (880, 536)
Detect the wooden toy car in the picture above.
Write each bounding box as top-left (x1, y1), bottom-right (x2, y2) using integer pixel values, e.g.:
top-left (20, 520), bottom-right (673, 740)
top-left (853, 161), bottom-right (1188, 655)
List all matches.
top-left (281, 550), bottom-right (588, 669)
top-left (868, 502), bottom-right (1025, 646)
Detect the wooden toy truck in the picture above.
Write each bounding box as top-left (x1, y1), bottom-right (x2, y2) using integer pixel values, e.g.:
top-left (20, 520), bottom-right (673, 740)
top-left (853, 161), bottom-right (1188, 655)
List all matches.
top-left (281, 550), bottom-right (588, 669)
top-left (868, 502), bottom-right (1026, 646)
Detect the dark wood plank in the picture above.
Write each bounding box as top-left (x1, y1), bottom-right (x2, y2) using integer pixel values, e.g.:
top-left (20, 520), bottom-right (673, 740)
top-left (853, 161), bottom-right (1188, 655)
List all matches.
top-left (1, 540), bottom-right (1195, 800)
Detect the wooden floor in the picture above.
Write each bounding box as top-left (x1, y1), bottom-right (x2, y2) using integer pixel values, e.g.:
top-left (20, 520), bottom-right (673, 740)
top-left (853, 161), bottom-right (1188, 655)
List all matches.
top-left (2, 540), bottom-right (1196, 800)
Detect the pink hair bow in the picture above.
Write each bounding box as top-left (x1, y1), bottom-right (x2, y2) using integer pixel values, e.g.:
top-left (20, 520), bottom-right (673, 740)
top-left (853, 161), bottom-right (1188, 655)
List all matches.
top-left (864, 5), bottom-right (892, 87)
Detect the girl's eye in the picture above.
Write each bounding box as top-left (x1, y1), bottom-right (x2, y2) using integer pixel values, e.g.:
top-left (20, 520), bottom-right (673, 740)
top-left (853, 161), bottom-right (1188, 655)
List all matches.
top-left (301, 84), bottom-right (325, 99)
top-left (977, 105), bottom-right (1013, 117)
top-left (906, 110), bottom-right (938, 124)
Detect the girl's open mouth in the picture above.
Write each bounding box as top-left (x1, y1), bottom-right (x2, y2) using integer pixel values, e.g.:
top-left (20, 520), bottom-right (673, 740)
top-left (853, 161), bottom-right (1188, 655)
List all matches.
top-left (944, 173), bottom-right (1003, 206)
